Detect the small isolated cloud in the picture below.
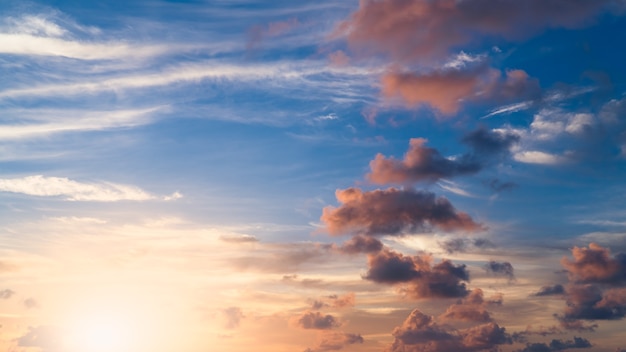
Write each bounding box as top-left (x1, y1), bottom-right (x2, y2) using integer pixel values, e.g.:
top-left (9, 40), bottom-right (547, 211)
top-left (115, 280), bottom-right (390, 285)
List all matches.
top-left (24, 298), bottom-right (38, 309)
top-left (462, 127), bottom-right (521, 155)
top-left (294, 311), bottom-right (341, 330)
top-left (0, 175), bottom-right (159, 201)
top-left (439, 237), bottom-right (496, 254)
top-left (220, 307), bottom-right (244, 329)
top-left (0, 289), bottom-right (15, 299)
top-left (484, 261), bottom-right (515, 280)
top-left (364, 249), bottom-right (470, 299)
top-left (367, 138), bottom-right (481, 184)
top-left (321, 187), bottom-right (483, 236)
top-left (533, 284), bottom-right (566, 297)
top-left (513, 151), bottom-right (568, 165)
top-left (17, 325), bottom-right (62, 351)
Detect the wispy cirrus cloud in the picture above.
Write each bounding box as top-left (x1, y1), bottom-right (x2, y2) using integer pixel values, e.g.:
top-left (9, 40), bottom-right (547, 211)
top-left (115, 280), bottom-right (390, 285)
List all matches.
top-left (0, 175), bottom-right (179, 202)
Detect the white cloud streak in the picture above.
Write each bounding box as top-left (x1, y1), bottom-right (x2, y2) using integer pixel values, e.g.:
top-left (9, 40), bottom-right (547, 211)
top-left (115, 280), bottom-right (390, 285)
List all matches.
top-left (0, 175), bottom-right (167, 201)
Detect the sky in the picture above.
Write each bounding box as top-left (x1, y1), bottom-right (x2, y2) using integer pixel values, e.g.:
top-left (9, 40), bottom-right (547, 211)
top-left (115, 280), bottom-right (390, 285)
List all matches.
top-left (1, 0), bottom-right (626, 351)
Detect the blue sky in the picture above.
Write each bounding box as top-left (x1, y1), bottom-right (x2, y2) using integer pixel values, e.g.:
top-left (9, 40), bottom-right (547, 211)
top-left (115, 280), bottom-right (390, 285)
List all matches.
top-left (1, 1), bottom-right (626, 352)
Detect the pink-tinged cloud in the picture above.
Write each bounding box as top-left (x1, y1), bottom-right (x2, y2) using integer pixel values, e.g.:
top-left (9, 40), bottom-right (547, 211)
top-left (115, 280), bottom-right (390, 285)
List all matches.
top-left (364, 249), bottom-right (470, 299)
top-left (440, 288), bottom-right (493, 322)
top-left (367, 138), bottom-right (481, 184)
top-left (388, 309), bottom-right (511, 352)
top-left (561, 243), bottom-right (626, 284)
top-left (321, 187), bottom-right (483, 236)
top-left (331, 292), bottom-right (356, 309)
top-left (337, 0), bottom-right (615, 62)
top-left (247, 17), bottom-right (299, 50)
top-left (381, 67), bottom-right (539, 115)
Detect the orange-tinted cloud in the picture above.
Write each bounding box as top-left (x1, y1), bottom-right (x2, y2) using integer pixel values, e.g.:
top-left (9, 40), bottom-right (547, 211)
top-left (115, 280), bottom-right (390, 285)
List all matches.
top-left (367, 138), bottom-right (481, 184)
top-left (337, 235), bottom-right (383, 254)
top-left (561, 243), bottom-right (626, 284)
top-left (381, 67), bottom-right (539, 115)
top-left (440, 288), bottom-right (493, 322)
top-left (337, 0), bottom-right (614, 62)
top-left (364, 249), bottom-right (470, 299)
top-left (388, 309), bottom-right (511, 352)
top-left (321, 187), bottom-right (483, 236)
top-left (305, 332), bottom-right (364, 352)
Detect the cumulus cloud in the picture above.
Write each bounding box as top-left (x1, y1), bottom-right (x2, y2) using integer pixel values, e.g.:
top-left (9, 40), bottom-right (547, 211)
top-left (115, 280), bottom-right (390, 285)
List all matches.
top-left (381, 66), bottom-right (539, 115)
top-left (561, 243), bottom-right (626, 285)
top-left (484, 260), bottom-right (515, 280)
top-left (0, 175), bottom-right (158, 202)
top-left (388, 309), bottom-right (511, 352)
top-left (440, 289), bottom-right (494, 322)
top-left (294, 311), bottom-right (341, 330)
top-left (367, 128), bottom-right (519, 185)
top-left (364, 250), bottom-right (470, 299)
top-left (367, 138), bottom-right (481, 184)
top-left (321, 187), bottom-right (483, 236)
top-left (336, 0), bottom-right (615, 63)
top-left (219, 234), bottom-right (259, 243)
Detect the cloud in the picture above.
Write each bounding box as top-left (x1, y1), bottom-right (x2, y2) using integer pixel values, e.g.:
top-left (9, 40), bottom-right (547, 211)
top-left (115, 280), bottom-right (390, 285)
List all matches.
top-left (24, 298), bottom-right (39, 309)
top-left (516, 337), bottom-right (592, 352)
top-left (484, 260), bottom-right (515, 280)
top-left (533, 284), bottom-right (566, 297)
top-left (219, 234), bottom-right (259, 243)
top-left (0, 107), bottom-right (166, 141)
top-left (0, 289), bottom-right (15, 299)
top-left (305, 332), bottom-right (364, 352)
top-left (331, 293), bottom-right (356, 309)
top-left (559, 285), bottom-right (626, 323)
top-left (484, 179), bottom-right (517, 193)
top-left (321, 187), bottom-right (483, 236)
top-left (381, 66), bottom-right (539, 115)
top-left (336, 0), bottom-right (615, 63)
top-left (0, 175), bottom-right (159, 201)
top-left (561, 243), bottom-right (626, 285)
top-left (462, 127), bottom-right (521, 155)
top-left (440, 289), bottom-right (493, 322)
top-left (220, 307), bottom-right (244, 329)
top-left (364, 249), bottom-right (470, 299)
top-left (17, 325), bottom-right (63, 351)
top-left (513, 151), bottom-right (568, 165)
top-left (337, 235), bottom-right (383, 254)
top-left (439, 237), bottom-right (496, 254)
top-left (294, 311), bottom-right (341, 330)
top-left (388, 309), bottom-right (511, 352)
top-left (367, 138), bottom-right (481, 184)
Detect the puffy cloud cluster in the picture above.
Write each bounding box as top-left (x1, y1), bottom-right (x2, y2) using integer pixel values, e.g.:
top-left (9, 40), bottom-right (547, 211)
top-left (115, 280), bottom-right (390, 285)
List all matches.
top-left (561, 243), bottom-right (626, 284)
top-left (532, 244), bottom-right (626, 330)
top-left (321, 187), bottom-right (483, 236)
top-left (440, 288), bottom-right (494, 322)
top-left (294, 311), bottom-right (341, 330)
top-left (367, 128), bottom-right (519, 185)
top-left (364, 250), bottom-right (470, 299)
top-left (387, 309), bottom-right (511, 352)
top-left (484, 260), bottom-right (515, 280)
top-left (337, 0), bottom-right (616, 63)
